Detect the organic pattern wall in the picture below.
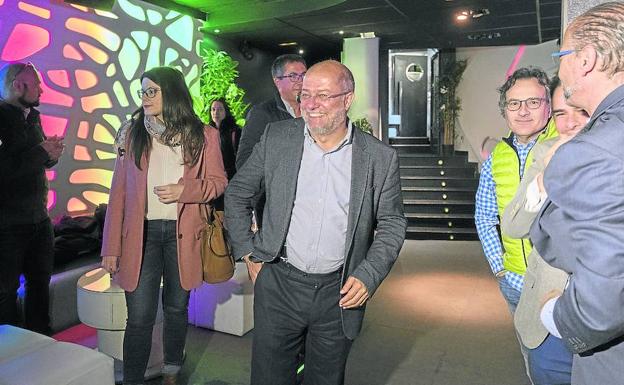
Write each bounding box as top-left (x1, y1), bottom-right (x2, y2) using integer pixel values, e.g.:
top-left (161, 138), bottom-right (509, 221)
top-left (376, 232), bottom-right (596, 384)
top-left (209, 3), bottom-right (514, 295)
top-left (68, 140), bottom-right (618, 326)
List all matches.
top-left (0, 0), bottom-right (203, 216)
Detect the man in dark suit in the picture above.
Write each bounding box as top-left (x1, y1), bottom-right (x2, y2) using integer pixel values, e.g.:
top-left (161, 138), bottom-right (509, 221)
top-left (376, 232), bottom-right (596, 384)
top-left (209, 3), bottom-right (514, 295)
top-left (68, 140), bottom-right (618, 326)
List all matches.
top-left (530, 3), bottom-right (624, 384)
top-left (236, 54), bottom-right (307, 228)
top-left (225, 60), bottom-right (406, 385)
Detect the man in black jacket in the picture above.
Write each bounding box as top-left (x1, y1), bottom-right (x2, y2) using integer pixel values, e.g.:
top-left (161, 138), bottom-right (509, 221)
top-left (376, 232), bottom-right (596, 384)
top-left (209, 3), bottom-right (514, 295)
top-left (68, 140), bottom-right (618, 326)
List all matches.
top-left (0, 62), bottom-right (64, 334)
top-left (236, 54), bottom-right (307, 169)
top-left (236, 54), bottom-right (306, 228)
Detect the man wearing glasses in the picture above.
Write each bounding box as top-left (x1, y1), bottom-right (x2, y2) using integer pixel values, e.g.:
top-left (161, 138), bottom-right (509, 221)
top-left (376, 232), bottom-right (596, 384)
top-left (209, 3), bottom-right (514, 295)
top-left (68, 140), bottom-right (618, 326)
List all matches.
top-left (531, 3), bottom-right (624, 384)
top-left (236, 54), bottom-right (306, 234)
top-left (0, 62), bottom-right (65, 335)
top-left (475, 67), bottom-right (556, 380)
top-left (225, 60), bottom-right (406, 385)
top-left (237, 54), bottom-right (307, 169)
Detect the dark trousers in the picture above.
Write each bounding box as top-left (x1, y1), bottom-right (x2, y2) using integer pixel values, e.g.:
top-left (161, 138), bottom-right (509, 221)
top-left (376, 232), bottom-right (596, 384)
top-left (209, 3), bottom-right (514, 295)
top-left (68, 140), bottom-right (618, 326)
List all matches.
top-left (251, 260), bottom-right (352, 385)
top-left (0, 218), bottom-right (53, 334)
top-left (528, 334), bottom-right (573, 385)
top-left (123, 220), bottom-right (189, 385)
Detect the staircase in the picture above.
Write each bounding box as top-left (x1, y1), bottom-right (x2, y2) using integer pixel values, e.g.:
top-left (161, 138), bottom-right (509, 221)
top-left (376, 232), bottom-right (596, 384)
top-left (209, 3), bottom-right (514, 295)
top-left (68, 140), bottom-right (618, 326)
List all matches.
top-left (390, 137), bottom-right (480, 241)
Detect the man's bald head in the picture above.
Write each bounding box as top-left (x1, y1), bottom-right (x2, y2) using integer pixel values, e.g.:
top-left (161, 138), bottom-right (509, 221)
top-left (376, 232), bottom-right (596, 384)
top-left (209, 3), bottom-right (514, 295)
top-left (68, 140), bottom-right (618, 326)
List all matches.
top-left (306, 60), bottom-right (355, 94)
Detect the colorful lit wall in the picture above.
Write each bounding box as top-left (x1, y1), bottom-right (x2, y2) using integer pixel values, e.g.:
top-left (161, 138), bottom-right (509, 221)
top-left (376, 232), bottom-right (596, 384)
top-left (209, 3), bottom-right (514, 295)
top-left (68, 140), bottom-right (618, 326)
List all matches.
top-left (0, 0), bottom-right (203, 217)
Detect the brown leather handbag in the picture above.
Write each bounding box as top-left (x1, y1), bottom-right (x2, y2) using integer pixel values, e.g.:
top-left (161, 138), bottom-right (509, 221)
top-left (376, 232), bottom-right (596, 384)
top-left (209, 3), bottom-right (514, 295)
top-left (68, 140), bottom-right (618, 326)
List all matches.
top-left (200, 206), bottom-right (235, 283)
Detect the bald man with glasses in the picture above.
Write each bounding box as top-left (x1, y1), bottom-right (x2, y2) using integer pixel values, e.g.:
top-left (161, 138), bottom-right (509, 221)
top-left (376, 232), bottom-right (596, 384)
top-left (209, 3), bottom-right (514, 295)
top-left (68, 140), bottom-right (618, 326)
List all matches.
top-left (0, 62), bottom-right (64, 335)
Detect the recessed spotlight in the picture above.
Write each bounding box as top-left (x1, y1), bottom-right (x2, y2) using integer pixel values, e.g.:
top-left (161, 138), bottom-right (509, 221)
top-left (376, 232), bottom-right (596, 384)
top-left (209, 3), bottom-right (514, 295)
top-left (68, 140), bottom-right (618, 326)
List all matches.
top-left (339, 30), bottom-right (344, 35)
top-left (213, 29), bottom-right (220, 33)
top-left (278, 42), bottom-right (298, 47)
top-left (456, 11), bottom-right (469, 21)
top-left (298, 49), bottom-right (304, 54)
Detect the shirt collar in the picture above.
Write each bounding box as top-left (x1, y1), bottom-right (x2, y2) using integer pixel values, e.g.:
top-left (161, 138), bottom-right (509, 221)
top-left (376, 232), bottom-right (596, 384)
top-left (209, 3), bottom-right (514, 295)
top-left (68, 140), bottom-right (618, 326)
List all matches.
top-left (304, 120), bottom-right (353, 153)
top-left (281, 96), bottom-right (297, 118)
top-left (512, 134), bottom-right (537, 150)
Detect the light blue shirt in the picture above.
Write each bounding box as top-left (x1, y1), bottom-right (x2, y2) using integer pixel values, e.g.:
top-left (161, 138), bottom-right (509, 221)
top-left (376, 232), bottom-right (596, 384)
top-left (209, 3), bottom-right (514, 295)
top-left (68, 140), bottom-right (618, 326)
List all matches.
top-left (285, 123), bottom-right (353, 273)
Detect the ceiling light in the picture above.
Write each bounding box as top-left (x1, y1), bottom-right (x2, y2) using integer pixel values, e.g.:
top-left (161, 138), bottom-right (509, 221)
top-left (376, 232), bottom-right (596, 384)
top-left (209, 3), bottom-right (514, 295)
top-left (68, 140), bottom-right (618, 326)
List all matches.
top-left (278, 42), bottom-right (298, 47)
top-left (298, 49), bottom-right (304, 54)
top-left (213, 29), bottom-right (220, 33)
top-left (456, 8), bottom-right (490, 21)
top-left (359, 32), bottom-right (376, 38)
top-left (339, 30), bottom-right (344, 35)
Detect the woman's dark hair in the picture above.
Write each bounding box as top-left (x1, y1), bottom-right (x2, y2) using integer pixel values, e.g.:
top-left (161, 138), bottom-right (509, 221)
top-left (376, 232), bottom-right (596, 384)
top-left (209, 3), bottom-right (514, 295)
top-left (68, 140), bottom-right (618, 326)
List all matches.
top-left (208, 98), bottom-right (237, 132)
top-left (128, 66), bottom-right (204, 169)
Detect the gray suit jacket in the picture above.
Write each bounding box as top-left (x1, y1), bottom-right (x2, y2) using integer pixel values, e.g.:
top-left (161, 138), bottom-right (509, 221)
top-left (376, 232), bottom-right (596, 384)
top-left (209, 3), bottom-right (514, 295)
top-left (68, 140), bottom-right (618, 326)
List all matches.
top-left (224, 118), bottom-right (407, 339)
top-left (530, 85), bottom-right (624, 384)
top-left (501, 138), bottom-right (569, 349)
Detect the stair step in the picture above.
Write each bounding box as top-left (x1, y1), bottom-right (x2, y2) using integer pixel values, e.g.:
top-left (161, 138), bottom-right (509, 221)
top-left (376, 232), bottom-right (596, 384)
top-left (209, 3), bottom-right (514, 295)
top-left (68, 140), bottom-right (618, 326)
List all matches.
top-left (406, 216), bottom-right (475, 228)
top-left (401, 177), bottom-right (479, 189)
top-left (405, 213), bottom-right (474, 219)
top-left (408, 226), bottom-right (477, 234)
top-left (398, 156), bottom-right (468, 167)
top-left (399, 167), bottom-right (477, 178)
top-left (402, 189), bottom-right (475, 201)
top-left (389, 137), bottom-right (430, 145)
top-left (392, 144), bottom-right (435, 154)
top-left (406, 231), bottom-right (479, 241)
top-left (403, 201), bottom-right (475, 215)
top-left (402, 187), bottom-right (476, 192)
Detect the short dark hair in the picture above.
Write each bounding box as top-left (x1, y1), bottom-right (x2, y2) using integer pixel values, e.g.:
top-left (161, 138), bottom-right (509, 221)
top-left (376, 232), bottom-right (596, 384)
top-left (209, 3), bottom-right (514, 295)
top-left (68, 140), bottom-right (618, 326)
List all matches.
top-left (271, 54), bottom-right (306, 78)
top-left (549, 75), bottom-right (561, 99)
top-left (497, 67), bottom-right (550, 115)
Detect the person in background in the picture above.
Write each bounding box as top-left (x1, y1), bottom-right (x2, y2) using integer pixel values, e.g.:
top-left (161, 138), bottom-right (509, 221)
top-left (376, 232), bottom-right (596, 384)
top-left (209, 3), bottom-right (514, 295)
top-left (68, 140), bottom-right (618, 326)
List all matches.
top-left (235, 54), bottom-right (307, 228)
top-left (502, 75), bottom-right (589, 385)
top-left (0, 61), bottom-right (65, 335)
top-left (100, 66), bottom-right (227, 385)
top-left (531, 3), bottom-right (624, 383)
top-left (209, 98), bottom-right (241, 181)
top-left (209, 98), bottom-right (241, 210)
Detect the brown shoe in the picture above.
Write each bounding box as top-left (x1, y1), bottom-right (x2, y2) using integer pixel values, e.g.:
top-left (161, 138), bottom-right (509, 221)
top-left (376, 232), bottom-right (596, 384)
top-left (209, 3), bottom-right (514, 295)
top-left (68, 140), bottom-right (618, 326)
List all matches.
top-left (161, 373), bottom-right (177, 385)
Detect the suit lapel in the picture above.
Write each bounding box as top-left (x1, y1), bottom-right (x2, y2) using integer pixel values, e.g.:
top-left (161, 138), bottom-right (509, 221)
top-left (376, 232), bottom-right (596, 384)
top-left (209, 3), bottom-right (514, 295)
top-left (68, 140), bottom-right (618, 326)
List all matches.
top-left (281, 119), bottom-right (305, 222)
top-left (345, 129), bottom-right (370, 257)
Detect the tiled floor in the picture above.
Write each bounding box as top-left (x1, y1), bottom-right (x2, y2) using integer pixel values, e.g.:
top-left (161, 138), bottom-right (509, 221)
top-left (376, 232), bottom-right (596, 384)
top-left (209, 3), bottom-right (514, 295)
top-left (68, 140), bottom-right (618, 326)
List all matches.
top-left (60, 240), bottom-right (531, 385)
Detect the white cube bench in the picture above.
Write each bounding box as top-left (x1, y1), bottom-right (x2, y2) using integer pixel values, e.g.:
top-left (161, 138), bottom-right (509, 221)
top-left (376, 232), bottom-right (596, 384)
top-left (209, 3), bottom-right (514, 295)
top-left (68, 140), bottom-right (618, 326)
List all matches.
top-left (0, 324), bottom-right (114, 385)
top-left (188, 262), bottom-right (254, 336)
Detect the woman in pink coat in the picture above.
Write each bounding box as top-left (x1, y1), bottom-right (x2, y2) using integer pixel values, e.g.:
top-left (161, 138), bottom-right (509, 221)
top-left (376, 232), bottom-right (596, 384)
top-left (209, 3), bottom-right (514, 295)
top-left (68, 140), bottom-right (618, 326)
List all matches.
top-left (100, 66), bottom-right (227, 385)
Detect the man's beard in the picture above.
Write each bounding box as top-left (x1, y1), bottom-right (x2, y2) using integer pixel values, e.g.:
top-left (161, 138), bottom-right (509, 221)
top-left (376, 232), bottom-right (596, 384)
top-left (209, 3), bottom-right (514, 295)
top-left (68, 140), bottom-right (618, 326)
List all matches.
top-left (19, 84), bottom-right (40, 108)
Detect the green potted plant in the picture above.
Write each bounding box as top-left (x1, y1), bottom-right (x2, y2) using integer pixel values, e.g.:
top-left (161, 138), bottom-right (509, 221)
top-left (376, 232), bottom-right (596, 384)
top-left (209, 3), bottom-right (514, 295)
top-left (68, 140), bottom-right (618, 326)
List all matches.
top-left (352, 117), bottom-right (373, 134)
top-left (195, 48), bottom-right (249, 126)
top-left (438, 59), bottom-right (467, 150)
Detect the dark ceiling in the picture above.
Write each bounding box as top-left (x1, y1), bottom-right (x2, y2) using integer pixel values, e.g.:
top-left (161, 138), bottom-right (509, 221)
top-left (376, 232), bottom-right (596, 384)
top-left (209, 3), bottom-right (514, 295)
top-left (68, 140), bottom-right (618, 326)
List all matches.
top-left (145, 0), bottom-right (562, 60)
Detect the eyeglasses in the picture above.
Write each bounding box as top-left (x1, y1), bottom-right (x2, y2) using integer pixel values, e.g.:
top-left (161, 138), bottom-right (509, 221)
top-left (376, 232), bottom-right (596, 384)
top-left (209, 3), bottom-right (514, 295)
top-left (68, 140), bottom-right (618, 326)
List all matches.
top-left (137, 87), bottom-right (160, 99)
top-left (551, 49), bottom-right (576, 65)
top-left (299, 90), bottom-right (352, 103)
top-left (276, 72), bottom-right (306, 82)
top-left (505, 97), bottom-right (548, 111)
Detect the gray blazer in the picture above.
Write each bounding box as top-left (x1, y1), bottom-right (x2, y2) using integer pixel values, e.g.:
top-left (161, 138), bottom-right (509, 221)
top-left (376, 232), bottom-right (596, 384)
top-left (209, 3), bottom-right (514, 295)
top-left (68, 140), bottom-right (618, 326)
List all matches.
top-left (530, 85), bottom-right (624, 384)
top-left (224, 118), bottom-right (407, 340)
top-left (501, 138), bottom-right (569, 349)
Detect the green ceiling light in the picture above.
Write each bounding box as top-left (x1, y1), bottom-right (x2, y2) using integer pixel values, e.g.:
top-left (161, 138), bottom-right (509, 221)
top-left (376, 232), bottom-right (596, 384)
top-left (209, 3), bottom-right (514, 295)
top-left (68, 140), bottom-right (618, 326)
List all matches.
top-left (214, 29), bottom-right (220, 33)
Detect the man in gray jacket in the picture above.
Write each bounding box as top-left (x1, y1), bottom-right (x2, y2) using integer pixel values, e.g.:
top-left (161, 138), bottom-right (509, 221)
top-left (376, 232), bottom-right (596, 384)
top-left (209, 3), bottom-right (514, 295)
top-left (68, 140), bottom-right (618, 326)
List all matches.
top-left (225, 60), bottom-right (406, 385)
top-left (530, 3), bottom-right (624, 384)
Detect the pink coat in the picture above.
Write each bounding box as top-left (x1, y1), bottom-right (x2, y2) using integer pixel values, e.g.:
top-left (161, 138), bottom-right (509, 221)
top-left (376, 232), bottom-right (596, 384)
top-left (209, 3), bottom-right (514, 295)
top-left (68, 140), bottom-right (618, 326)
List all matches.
top-left (101, 126), bottom-right (228, 291)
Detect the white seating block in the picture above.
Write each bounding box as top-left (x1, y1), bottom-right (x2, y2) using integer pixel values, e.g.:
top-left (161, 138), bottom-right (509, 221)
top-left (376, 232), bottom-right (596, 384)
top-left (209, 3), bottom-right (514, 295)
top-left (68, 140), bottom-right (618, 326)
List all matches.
top-left (188, 262), bottom-right (254, 336)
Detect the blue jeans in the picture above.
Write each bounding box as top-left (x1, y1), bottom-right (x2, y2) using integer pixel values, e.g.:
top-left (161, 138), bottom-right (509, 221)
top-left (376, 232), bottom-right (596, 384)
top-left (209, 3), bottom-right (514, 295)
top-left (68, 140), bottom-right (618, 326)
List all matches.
top-left (498, 276), bottom-right (521, 313)
top-left (123, 220), bottom-right (189, 385)
top-left (0, 218), bottom-right (53, 334)
top-left (528, 334), bottom-right (573, 385)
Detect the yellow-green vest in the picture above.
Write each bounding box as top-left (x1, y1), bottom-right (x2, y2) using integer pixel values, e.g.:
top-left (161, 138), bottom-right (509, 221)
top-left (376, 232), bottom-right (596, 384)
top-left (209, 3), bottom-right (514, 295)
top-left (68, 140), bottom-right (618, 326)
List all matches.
top-left (491, 120), bottom-right (558, 275)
